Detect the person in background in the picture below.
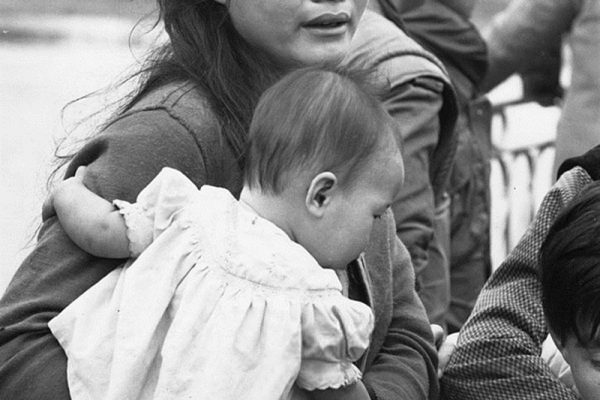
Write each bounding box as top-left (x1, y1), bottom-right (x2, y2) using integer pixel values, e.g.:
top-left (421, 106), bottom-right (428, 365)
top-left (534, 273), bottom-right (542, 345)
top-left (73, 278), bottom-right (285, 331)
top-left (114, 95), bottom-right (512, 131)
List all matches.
top-left (442, 144), bottom-right (600, 399)
top-left (402, 0), bottom-right (492, 333)
top-left (481, 0), bottom-right (600, 173)
top-left (0, 1), bottom-right (438, 399)
top-left (345, 0), bottom-right (459, 330)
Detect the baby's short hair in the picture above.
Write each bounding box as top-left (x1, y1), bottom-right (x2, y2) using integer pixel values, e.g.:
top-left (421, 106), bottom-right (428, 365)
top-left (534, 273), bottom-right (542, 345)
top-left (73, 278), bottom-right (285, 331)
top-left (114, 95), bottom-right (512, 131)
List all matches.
top-left (243, 65), bottom-right (400, 194)
top-left (540, 180), bottom-right (600, 346)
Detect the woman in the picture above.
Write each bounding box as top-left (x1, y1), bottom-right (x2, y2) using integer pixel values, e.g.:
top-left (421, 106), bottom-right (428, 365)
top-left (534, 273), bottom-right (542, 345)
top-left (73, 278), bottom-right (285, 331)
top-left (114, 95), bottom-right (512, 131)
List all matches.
top-left (0, 1), bottom-right (437, 399)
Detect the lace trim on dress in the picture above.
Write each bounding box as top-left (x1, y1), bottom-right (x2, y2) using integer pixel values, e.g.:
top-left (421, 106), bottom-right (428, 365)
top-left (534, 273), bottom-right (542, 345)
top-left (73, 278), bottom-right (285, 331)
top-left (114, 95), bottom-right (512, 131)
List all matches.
top-left (296, 361), bottom-right (362, 390)
top-left (112, 199), bottom-right (154, 258)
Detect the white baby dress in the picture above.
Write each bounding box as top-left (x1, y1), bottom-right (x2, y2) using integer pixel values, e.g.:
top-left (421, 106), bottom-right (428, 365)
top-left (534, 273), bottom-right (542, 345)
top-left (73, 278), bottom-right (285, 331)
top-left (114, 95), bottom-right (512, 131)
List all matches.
top-left (49, 167), bottom-right (374, 400)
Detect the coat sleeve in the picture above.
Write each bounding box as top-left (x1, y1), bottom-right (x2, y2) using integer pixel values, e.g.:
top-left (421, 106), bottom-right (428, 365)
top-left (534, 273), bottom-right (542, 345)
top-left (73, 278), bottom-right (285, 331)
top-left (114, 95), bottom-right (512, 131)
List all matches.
top-left (67, 109), bottom-right (208, 204)
top-left (482, 0), bottom-right (579, 91)
top-left (441, 167), bottom-right (592, 400)
top-left (385, 76), bottom-right (449, 324)
top-left (363, 210), bottom-right (439, 400)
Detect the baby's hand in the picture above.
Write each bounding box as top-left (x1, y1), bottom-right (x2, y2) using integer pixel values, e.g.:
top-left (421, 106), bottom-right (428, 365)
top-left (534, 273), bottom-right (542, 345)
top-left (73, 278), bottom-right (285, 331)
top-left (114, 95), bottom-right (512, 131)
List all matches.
top-left (42, 166), bottom-right (87, 220)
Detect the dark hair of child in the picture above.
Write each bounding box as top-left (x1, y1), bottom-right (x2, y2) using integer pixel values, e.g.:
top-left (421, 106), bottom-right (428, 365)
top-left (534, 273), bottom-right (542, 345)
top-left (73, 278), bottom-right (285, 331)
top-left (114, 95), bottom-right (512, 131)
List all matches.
top-left (243, 65), bottom-right (400, 194)
top-left (540, 181), bottom-right (600, 346)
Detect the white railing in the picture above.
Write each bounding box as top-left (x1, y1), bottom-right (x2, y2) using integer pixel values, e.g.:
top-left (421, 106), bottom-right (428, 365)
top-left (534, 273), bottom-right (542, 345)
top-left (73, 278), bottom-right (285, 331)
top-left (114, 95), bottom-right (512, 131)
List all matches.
top-left (488, 97), bottom-right (561, 269)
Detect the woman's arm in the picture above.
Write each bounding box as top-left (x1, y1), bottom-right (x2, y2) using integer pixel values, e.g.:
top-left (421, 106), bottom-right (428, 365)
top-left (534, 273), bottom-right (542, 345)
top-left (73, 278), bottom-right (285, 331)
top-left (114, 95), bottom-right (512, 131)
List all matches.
top-left (384, 75), bottom-right (450, 326)
top-left (363, 210), bottom-right (439, 400)
top-left (50, 167), bottom-right (130, 259)
top-left (67, 110), bottom-right (208, 203)
top-left (482, 0), bottom-right (578, 91)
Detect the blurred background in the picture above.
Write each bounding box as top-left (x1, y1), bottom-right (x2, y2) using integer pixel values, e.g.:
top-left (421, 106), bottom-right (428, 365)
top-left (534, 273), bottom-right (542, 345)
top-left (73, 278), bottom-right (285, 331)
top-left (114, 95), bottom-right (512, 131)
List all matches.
top-left (0, 0), bottom-right (559, 294)
top-left (1, 0), bottom-right (156, 292)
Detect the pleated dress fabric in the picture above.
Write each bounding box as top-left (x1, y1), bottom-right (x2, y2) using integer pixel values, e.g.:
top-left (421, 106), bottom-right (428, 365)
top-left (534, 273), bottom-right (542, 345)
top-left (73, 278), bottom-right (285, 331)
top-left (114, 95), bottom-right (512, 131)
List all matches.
top-left (49, 168), bottom-right (374, 400)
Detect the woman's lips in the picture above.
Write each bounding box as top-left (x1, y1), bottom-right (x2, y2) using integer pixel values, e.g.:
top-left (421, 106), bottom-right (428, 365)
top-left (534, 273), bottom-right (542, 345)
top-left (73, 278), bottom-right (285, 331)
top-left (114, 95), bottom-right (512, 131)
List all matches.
top-left (303, 12), bottom-right (351, 36)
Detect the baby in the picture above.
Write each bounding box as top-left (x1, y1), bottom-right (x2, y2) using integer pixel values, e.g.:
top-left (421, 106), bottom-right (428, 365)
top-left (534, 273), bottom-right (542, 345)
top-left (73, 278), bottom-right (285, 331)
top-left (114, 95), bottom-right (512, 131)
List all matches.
top-left (46, 66), bottom-right (405, 400)
top-left (540, 180), bottom-right (600, 400)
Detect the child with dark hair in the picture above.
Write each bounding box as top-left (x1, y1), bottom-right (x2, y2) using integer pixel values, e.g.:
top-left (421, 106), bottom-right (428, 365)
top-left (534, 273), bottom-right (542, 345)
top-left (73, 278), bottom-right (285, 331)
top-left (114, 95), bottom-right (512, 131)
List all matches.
top-left (539, 181), bottom-right (600, 400)
top-left (44, 66), bottom-right (405, 400)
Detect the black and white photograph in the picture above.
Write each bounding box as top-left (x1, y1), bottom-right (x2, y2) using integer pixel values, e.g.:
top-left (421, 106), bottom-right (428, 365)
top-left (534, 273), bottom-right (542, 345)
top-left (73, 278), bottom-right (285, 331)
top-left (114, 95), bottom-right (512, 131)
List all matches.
top-left (1, 0), bottom-right (598, 399)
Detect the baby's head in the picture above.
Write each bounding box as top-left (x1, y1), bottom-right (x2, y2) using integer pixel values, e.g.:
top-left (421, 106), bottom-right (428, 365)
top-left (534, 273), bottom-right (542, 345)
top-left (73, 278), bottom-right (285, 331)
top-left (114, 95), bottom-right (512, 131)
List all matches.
top-left (243, 65), bottom-right (404, 270)
top-left (540, 181), bottom-right (600, 400)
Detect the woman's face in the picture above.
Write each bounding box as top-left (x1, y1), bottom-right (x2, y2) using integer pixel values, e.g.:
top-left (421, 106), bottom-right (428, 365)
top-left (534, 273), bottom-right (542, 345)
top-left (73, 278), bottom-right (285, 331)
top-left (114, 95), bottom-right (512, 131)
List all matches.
top-left (218, 0), bottom-right (369, 68)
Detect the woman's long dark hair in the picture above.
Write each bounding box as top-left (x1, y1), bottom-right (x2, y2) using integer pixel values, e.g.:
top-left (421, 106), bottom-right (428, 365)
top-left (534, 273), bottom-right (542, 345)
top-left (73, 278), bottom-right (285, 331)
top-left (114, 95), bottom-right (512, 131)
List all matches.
top-left (54, 0), bottom-right (280, 180)
top-left (130, 0), bottom-right (281, 156)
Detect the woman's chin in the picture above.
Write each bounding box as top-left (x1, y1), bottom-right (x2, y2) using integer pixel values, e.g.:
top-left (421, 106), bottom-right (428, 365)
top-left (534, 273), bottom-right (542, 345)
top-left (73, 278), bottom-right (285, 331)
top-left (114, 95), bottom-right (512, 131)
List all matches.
top-left (285, 47), bottom-right (348, 69)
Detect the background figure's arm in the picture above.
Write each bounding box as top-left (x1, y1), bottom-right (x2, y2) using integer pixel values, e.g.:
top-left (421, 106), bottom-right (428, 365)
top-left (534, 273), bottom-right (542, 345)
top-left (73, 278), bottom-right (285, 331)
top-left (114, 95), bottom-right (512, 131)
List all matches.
top-left (441, 167), bottom-right (592, 400)
top-left (482, 0), bottom-right (578, 91)
top-left (385, 76), bottom-right (448, 324)
top-left (51, 167), bottom-right (130, 259)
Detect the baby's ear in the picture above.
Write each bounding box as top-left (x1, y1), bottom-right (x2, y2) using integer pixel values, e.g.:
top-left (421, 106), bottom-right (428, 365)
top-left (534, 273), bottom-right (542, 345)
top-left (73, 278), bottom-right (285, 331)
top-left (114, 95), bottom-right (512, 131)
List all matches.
top-left (305, 172), bottom-right (337, 217)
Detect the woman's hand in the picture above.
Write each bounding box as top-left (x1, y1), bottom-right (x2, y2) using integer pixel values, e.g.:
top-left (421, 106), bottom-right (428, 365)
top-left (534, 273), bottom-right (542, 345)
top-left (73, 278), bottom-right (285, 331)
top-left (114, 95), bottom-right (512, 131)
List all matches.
top-left (437, 332), bottom-right (459, 378)
top-left (431, 323), bottom-right (445, 348)
top-left (431, 323), bottom-right (459, 378)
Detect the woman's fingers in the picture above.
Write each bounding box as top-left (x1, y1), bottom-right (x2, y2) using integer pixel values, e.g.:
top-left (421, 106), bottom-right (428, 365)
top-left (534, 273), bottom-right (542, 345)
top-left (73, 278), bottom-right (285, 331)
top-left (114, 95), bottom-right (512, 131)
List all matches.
top-left (431, 324), bottom-right (445, 349)
top-left (437, 332), bottom-right (459, 378)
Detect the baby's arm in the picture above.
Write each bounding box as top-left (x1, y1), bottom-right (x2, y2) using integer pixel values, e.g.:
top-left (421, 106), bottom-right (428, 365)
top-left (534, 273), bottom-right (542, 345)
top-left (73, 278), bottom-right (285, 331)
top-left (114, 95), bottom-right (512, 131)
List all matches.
top-left (298, 291), bottom-right (374, 400)
top-left (50, 166), bottom-right (130, 259)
